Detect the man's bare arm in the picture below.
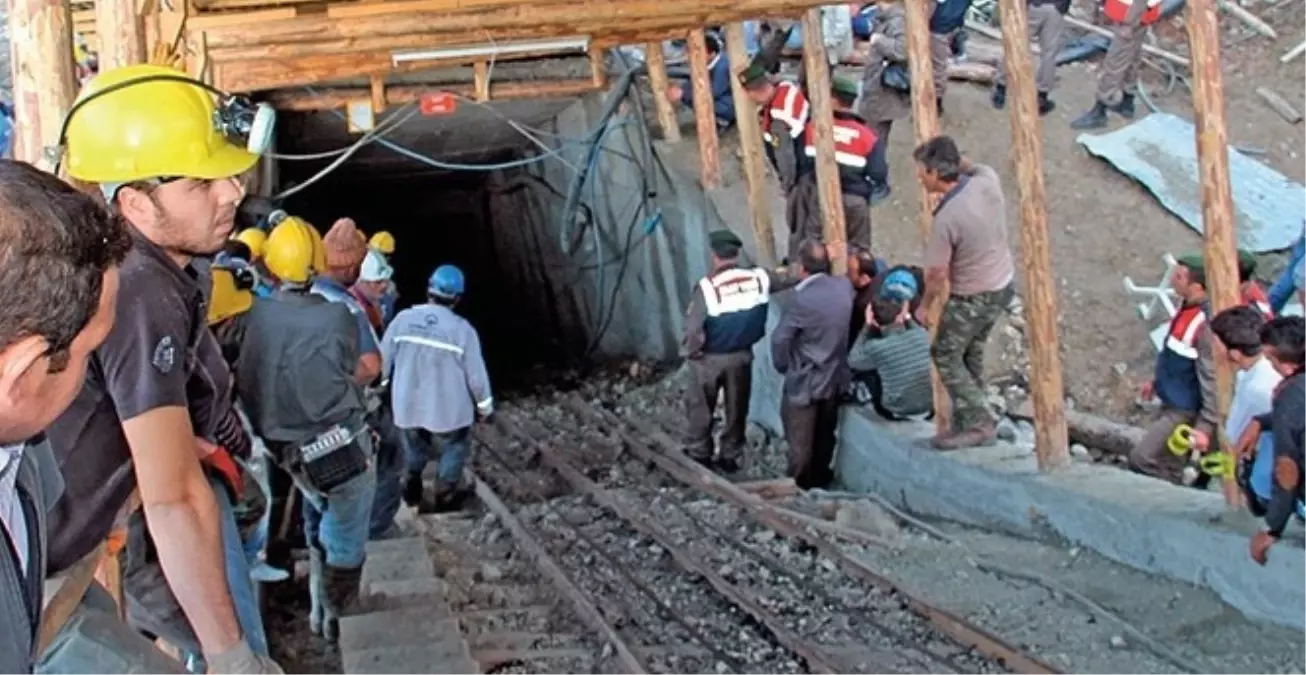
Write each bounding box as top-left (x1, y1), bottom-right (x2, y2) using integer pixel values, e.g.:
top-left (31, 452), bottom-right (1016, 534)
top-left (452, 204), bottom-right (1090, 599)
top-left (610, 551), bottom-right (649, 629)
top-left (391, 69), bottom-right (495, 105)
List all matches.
top-left (355, 352), bottom-right (381, 385)
top-left (124, 406), bottom-right (242, 656)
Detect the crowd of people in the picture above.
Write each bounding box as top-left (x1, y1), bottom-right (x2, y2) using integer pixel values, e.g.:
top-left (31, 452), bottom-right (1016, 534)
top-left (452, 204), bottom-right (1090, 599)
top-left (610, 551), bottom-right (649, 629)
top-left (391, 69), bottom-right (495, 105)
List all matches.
top-left (1, 63), bottom-right (496, 674)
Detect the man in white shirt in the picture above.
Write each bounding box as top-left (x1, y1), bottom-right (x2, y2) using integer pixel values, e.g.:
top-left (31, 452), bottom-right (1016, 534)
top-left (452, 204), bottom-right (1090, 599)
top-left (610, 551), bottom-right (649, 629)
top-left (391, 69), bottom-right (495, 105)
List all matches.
top-left (1204, 307), bottom-right (1281, 506)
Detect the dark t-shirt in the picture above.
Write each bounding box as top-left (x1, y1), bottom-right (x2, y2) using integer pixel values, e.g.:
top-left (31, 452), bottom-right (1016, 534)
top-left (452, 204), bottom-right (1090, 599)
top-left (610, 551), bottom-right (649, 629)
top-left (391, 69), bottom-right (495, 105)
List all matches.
top-left (44, 231), bottom-right (217, 574)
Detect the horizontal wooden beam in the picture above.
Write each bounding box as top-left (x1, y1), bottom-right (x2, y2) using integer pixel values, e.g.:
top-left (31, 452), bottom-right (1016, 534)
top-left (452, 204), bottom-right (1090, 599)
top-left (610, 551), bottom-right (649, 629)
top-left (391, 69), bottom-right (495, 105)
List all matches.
top-left (199, 0), bottom-right (823, 49)
top-left (263, 77), bottom-right (600, 110)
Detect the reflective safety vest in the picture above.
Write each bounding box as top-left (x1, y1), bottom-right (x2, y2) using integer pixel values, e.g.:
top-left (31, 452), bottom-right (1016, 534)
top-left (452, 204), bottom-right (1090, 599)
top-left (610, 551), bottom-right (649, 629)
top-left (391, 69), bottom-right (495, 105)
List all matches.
top-left (1242, 281), bottom-right (1273, 318)
top-left (699, 267), bottom-right (771, 354)
top-left (761, 81), bottom-right (810, 144)
top-left (803, 111), bottom-right (879, 198)
top-left (1103, 0), bottom-right (1163, 26)
top-left (1153, 303), bottom-right (1208, 412)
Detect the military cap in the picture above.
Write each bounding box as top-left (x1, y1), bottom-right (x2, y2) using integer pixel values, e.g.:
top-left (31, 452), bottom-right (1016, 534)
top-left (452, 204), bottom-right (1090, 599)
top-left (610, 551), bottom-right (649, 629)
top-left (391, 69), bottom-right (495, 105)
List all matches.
top-left (832, 76), bottom-right (859, 99)
top-left (1175, 252), bottom-right (1207, 286)
top-left (738, 62), bottom-right (770, 89)
top-left (709, 229), bottom-right (743, 256)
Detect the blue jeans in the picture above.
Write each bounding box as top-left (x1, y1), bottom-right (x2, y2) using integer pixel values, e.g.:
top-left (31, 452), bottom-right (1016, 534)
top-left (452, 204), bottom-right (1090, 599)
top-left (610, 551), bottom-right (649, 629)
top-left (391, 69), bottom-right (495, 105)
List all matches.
top-left (402, 426), bottom-right (471, 486)
top-left (1268, 230), bottom-right (1305, 314)
top-left (300, 439), bottom-right (378, 569)
top-left (38, 585), bottom-right (187, 674)
top-left (369, 409), bottom-right (404, 538)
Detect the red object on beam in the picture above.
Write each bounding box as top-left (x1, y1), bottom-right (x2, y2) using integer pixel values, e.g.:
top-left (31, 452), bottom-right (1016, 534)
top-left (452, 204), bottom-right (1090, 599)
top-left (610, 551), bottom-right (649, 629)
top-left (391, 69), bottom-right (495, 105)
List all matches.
top-left (419, 91), bottom-right (457, 116)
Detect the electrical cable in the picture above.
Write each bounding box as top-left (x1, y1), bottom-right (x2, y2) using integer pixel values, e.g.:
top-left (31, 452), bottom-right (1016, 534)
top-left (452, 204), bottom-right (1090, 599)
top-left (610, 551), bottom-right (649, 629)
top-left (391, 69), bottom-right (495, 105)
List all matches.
top-left (273, 105), bottom-right (420, 200)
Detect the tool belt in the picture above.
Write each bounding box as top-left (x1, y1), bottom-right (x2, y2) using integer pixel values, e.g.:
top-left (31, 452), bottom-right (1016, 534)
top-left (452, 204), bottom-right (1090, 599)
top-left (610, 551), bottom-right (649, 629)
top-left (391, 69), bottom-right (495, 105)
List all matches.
top-left (281, 424), bottom-right (369, 495)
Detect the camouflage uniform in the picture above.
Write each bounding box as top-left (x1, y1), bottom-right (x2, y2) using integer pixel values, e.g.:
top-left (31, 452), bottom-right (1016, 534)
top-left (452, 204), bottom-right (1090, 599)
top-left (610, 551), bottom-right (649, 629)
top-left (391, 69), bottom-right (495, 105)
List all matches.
top-left (930, 284), bottom-right (1015, 431)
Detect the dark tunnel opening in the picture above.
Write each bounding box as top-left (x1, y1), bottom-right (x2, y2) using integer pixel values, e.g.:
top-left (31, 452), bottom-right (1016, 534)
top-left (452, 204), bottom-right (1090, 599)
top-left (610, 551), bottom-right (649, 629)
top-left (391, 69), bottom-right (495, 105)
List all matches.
top-left (280, 159), bottom-right (580, 390)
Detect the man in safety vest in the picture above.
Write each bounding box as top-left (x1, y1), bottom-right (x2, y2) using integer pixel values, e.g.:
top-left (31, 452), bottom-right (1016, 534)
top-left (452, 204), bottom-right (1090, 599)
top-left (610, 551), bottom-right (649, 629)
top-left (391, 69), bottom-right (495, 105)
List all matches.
top-left (1237, 250), bottom-right (1273, 319)
top-left (1070, 0), bottom-right (1161, 129)
top-left (788, 76), bottom-right (886, 260)
top-left (1128, 253), bottom-right (1220, 483)
top-left (681, 230), bottom-right (798, 473)
top-left (235, 216), bottom-right (375, 643)
top-left (45, 64), bottom-right (279, 673)
top-left (738, 63), bottom-right (810, 194)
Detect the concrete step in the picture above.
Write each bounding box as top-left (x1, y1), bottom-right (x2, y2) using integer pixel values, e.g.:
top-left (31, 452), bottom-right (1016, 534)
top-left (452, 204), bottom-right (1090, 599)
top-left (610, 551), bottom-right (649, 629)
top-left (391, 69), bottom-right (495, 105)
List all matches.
top-left (361, 577), bottom-right (448, 611)
top-left (339, 610), bottom-right (458, 652)
top-left (343, 644), bottom-right (479, 674)
top-left (360, 538), bottom-right (435, 592)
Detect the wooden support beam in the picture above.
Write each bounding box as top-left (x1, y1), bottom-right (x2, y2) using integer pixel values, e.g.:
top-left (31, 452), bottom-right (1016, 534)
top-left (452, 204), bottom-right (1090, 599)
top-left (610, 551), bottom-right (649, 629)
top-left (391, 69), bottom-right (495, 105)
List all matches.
top-left (264, 78), bottom-right (602, 110)
top-left (94, 0), bottom-right (145, 69)
top-left (644, 41), bottom-right (681, 142)
top-left (800, 8), bottom-right (846, 274)
top-left (7, 0), bottom-right (78, 170)
top-left (995, 0), bottom-right (1069, 470)
top-left (474, 59), bottom-right (491, 101)
top-left (686, 28), bottom-right (720, 189)
top-left (469, 471), bottom-right (649, 674)
top-left (369, 75), bottom-right (386, 114)
top-left (1183, 0), bottom-right (1240, 505)
top-left (903, 0), bottom-right (950, 434)
top-left (724, 23), bottom-right (776, 267)
top-left (588, 47), bottom-right (608, 89)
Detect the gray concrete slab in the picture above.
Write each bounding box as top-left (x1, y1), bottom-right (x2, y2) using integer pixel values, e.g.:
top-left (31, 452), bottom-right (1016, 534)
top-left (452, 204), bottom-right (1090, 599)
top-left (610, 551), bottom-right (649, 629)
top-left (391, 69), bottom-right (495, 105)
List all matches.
top-left (342, 643), bottom-right (477, 674)
top-left (361, 578), bottom-right (448, 612)
top-left (339, 611), bottom-right (462, 652)
top-left (361, 546), bottom-right (435, 592)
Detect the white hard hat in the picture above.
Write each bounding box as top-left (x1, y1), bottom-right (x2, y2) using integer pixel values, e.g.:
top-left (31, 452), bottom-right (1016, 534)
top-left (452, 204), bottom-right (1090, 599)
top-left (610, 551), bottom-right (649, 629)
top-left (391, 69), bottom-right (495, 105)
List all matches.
top-left (359, 249), bottom-right (393, 282)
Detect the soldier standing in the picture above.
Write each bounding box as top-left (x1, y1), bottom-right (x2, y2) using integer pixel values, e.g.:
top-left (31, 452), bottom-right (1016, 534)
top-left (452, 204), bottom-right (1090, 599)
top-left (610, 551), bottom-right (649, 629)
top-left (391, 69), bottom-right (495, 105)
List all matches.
top-left (1069, 0), bottom-right (1163, 129)
top-left (990, 0), bottom-right (1068, 115)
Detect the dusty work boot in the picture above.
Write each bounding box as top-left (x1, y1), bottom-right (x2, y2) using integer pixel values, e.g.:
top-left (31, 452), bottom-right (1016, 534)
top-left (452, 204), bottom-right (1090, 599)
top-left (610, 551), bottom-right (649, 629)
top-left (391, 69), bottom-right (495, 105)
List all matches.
top-left (930, 422), bottom-right (999, 451)
top-left (1037, 92), bottom-right (1056, 116)
top-left (1069, 102), bottom-right (1109, 130)
top-left (401, 472), bottom-right (424, 509)
top-left (1109, 93), bottom-right (1137, 119)
top-left (307, 547), bottom-right (326, 636)
top-left (990, 84), bottom-right (1006, 110)
top-left (321, 563), bottom-right (363, 643)
top-left (429, 480), bottom-right (471, 514)
top-left (936, 96), bottom-right (944, 116)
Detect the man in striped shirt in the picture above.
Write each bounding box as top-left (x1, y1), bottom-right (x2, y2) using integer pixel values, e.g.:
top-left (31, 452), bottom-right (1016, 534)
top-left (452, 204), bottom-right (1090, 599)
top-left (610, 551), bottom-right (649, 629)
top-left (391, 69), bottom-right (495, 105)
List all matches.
top-left (848, 296), bottom-right (934, 420)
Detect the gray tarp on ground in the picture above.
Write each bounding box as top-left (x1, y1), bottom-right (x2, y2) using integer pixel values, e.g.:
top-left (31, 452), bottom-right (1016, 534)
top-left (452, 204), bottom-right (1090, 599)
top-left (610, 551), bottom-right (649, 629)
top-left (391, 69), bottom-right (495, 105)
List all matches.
top-left (1077, 112), bottom-right (1306, 253)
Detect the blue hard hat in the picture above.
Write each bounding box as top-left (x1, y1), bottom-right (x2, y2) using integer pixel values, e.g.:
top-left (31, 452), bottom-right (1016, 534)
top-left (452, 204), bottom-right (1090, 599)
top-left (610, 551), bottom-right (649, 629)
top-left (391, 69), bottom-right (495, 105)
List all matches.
top-left (428, 264), bottom-right (465, 298)
top-left (879, 268), bottom-right (918, 302)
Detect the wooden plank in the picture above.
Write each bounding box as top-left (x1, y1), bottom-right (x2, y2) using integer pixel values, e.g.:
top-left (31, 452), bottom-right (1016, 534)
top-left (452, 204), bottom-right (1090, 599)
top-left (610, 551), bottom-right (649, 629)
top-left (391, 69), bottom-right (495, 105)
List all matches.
top-left (187, 7), bottom-right (299, 28)
top-left (903, 0), bottom-right (950, 434)
top-left (474, 59), bottom-right (490, 101)
top-left (7, 0), bottom-right (78, 171)
top-left (995, 0), bottom-right (1068, 470)
top-left (800, 8), bottom-right (847, 274)
top-left (264, 78), bottom-right (601, 109)
top-left (369, 74), bottom-right (385, 113)
top-left (493, 419), bottom-right (846, 674)
top-left (736, 478), bottom-right (798, 499)
top-left (1183, 0), bottom-right (1240, 505)
top-left (469, 469), bottom-right (649, 674)
top-left (570, 398), bottom-right (1060, 675)
top-left (1009, 399), bottom-right (1141, 457)
top-left (686, 27), bottom-right (720, 189)
top-left (1217, 0), bottom-right (1275, 38)
top-left (724, 22), bottom-right (776, 267)
top-left (94, 0), bottom-right (146, 68)
top-left (588, 46), bottom-right (608, 88)
top-left (1256, 86), bottom-right (1302, 124)
top-left (644, 41), bottom-right (681, 142)
top-left (1282, 39), bottom-right (1306, 63)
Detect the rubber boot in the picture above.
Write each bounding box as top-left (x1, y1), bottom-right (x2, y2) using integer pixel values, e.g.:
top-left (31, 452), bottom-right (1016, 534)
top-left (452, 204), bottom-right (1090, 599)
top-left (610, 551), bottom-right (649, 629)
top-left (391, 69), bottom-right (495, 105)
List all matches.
top-left (990, 84), bottom-right (1006, 110)
top-left (321, 563), bottom-right (363, 643)
top-left (430, 480), bottom-right (469, 514)
top-left (1069, 101), bottom-right (1109, 130)
top-left (1109, 92), bottom-right (1136, 119)
top-left (936, 96), bottom-right (944, 116)
top-left (1037, 91), bottom-right (1056, 116)
top-left (402, 471), bottom-right (424, 508)
top-left (308, 546), bottom-right (326, 637)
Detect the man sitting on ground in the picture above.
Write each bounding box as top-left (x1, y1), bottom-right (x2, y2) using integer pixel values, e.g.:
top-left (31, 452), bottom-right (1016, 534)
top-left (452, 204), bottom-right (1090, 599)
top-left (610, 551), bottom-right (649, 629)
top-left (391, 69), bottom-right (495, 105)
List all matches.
top-left (849, 296), bottom-right (933, 420)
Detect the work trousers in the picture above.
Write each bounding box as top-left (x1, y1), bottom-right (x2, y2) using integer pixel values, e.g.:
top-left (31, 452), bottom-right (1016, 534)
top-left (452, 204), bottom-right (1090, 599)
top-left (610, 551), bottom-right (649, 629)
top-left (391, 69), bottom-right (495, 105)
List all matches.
top-left (870, 120), bottom-right (893, 190)
top-left (368, 402), bottom-right (404, 538)
top-left (38, 585), bottom-right (186, 674)
top-left (122, 473), bottom-right (268, 662)
top-left (995, 3), bottom-right (1065, 93)
top-left (929, 29), bottom-right (958, 98)
top-left (782, 396), bottom-right (841, 489)
top-left (301, 461), bottom-right (378, 570)
top-left (785, 173), bottom-right (874, 260)
top-left (402, 426), bottom-right (472, 488)
top-left (1126, 406), bottom-right (1196, 484)
top-left (685, 351), bottom-right (754, 462)
top-left (931, 284), bottom-right (1014, 432)
top-left (1094, 2), bottom-right (1150, 105)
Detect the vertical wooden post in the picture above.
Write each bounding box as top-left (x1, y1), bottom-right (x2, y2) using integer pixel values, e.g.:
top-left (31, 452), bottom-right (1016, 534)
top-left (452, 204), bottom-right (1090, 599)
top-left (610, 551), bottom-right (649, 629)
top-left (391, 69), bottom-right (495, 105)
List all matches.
top-left (724, 22), bottom-right (776, 267)
top-left (588, 47), bottom-right (608, 88)
top-left (1184, 0), bottom-right (1240, 504)
top-left (369, 75), bottom-right (386, 114)
top-left (686, 28), bottom-right (720, 189)
top-left (996, 0), bottom-right (1070, 469)
top-left (473, 60), bottom-right (491, 101)
top-left (7, 0), bottom-right (78, 170)
top-left (94, 0), bottom-right (145, 70)
top-left (800, 8), bottom-right (847, 275)
top-left (645, 41), bottom-right (681, 142)
top-left (903, 0), bottom-right (951, 432)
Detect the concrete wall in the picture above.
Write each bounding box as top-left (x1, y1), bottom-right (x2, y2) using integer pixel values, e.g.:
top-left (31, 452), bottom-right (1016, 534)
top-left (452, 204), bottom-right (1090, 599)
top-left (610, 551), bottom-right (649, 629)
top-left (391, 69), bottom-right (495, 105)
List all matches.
top-left (484, 94), bottom-right (726, 362)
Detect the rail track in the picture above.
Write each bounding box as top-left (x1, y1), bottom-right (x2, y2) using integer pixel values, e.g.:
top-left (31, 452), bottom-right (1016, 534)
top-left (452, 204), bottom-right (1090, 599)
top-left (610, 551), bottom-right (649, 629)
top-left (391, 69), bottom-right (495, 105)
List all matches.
top-left (435, 392), bottom-right (1060, 674)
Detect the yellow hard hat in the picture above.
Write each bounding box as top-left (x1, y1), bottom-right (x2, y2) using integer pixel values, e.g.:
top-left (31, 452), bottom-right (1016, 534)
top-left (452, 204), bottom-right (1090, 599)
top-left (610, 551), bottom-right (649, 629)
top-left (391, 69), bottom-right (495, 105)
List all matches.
top-left (64, 64), bottom-right (260, 183)
top-left (234, 228), bottom-right (268, 260)
top-left (263, 216), bottom-right (324, 284)
top-left (207, 267), bottom-right (254, 325)
top-left (368, 231), bottom-right (396, 255)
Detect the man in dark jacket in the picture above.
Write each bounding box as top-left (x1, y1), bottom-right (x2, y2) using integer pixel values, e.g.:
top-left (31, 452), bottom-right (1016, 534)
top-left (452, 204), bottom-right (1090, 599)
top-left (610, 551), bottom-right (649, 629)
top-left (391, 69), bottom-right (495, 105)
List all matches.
top-left (1249, 317), bottom-right (1304, 565)
top-left (667, 32), bottom-right (736, 129)
top-left (771, 240), bottom-right (856, 489)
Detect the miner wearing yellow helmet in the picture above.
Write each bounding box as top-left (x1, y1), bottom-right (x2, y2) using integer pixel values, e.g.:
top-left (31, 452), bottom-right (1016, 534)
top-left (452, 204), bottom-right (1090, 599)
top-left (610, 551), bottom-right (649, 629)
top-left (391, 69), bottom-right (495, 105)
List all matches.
top-left (43, 64), bottom-right (280, 674)
top-left (229, 214), bottom-right (377, 644)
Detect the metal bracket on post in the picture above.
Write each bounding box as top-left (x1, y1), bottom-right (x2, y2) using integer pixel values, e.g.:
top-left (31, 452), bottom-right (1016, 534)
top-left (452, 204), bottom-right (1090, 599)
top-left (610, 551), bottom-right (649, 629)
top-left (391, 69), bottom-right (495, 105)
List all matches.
top-left (1123, 253), bottom-right (1180, 321)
